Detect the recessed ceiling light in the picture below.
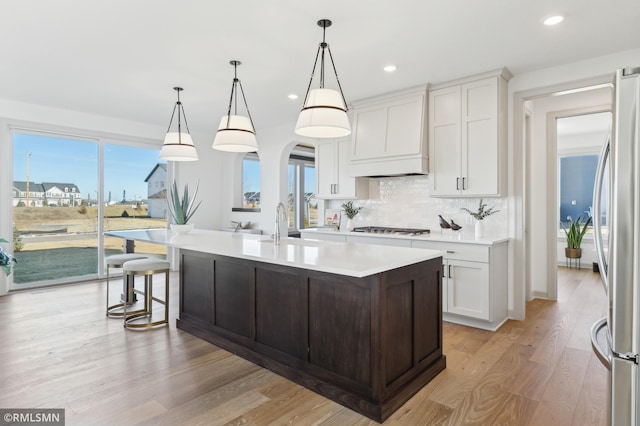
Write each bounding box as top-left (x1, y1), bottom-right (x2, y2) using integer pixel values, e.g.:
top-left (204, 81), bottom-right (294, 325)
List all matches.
top-left (384, 65), bottom-right (397, 72)
top-left (288, 94), bottom-right (299, 100)
top-left (542, 15), bottom-right (564, 26)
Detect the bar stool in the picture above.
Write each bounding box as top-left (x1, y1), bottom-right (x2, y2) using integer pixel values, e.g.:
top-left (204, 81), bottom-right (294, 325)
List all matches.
top-left (106, 253), bottom-right (149, 317)
top-left (122, 258), bottom-right (171, 330)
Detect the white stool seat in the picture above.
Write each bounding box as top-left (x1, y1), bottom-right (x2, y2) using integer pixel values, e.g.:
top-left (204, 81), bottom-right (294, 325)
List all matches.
top-left (122, 258), bottom-right (170, 273)
top-left (106, 253), bottom-right (150, 318)
top-left (122, 258), bottom-right (171, 329)
top-left (106, 253), bottom-right (149, 268)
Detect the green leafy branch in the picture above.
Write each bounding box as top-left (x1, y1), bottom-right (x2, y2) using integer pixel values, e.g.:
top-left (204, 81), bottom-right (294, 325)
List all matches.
top-left (461, 199), bottom-right (500, 221)
top-left (341, 201), bottom-right (362, 219)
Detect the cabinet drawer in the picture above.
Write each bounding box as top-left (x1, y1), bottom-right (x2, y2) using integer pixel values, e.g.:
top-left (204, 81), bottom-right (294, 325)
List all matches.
top-left (411, 240), bottom-right (489, 263)
top-left (346, 235), bottom-right (412, 247)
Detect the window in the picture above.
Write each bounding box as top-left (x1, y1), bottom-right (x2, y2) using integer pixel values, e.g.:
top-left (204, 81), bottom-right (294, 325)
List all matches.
top-left (242, 153), bottom-right (261, 209)
top-left (288, 145), bottom-right (317, 229)
top-left (11, 130), bottom-right (166, 289)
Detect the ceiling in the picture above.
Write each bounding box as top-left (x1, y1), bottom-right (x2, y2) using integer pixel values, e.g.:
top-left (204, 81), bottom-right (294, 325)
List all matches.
top-left (1, 0), bottom-right (639, 138)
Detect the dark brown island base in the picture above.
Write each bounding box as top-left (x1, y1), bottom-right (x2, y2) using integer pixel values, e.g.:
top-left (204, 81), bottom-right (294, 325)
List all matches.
top-left (177, 249), bottom-right (445, 422)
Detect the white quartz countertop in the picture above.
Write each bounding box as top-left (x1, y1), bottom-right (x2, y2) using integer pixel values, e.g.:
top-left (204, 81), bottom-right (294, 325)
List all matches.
top-left (301, 227), bottom-right (509, 245)
top-left (106, 229), bottom-right (443, 278)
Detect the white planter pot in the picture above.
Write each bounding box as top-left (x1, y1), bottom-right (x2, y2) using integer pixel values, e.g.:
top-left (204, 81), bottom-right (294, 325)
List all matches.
top-left (346, 218), bottom-right (355, 232)
top-left (475, 220), bottom-right (484, 238)
top-left (170, 223), bottom-right (194, 234)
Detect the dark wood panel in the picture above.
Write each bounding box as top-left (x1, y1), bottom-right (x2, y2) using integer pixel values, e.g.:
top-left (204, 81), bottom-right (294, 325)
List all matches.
top-left (384, 279), bottom-right (413, 385)
top-left (255, 267), bottom-right (307, 359)
top-left (308, 276), bottom-right (372, 387)
top-left (180, 250), bottom-right (214, 324)
top-left (415, 261), bottom-right (443, 363)
top-left (213, 258), bottom-right (252, 337)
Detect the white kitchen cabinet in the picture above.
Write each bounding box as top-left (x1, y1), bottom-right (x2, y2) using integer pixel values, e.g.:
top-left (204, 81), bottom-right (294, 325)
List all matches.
top-left (428, 68), bottom-right (511, 197)
top-left (412, 239), bottom-right (508, 330)
top-left (348, 86), bottom-right (428, 176)
top-left (316, 138), bottom-right (369, 199)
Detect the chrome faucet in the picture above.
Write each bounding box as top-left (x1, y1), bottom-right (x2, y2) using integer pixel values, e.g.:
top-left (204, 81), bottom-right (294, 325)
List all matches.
top-left (274, 202), bottom-right (288, 245)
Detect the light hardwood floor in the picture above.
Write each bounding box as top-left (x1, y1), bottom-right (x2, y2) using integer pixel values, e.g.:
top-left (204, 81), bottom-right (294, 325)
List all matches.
top-left (0, 267), bottom-right (608, 425)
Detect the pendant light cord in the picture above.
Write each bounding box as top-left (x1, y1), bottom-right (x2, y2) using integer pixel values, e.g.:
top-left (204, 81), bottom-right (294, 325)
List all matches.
top-left (166, 87), bottom-right (191, 145)
top-left (223, 61), bottom-right (256, 132)
top-left (300, 19), bottom-right (348, 111)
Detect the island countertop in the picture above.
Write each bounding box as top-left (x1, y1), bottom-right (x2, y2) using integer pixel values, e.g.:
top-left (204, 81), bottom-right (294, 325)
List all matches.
top-left (106, 228), bottom-right (443, 278)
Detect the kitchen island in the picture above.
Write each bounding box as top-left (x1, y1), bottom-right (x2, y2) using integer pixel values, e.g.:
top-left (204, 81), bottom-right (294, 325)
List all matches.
top-left (107, 229), bottom-right (446, 422)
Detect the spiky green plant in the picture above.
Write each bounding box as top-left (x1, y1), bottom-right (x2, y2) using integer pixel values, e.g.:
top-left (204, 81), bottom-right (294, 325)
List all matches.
top-left (167, 181), bottom-right (202, 225)
top-left (0, 238), bottom-right (17, 276)
top-left (563, 215), bottom-right (592, 249)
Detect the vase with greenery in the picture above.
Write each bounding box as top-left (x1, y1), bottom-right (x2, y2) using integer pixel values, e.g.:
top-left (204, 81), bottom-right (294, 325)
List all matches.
top-left (461, 199), bottom-right (500, 238)
top-left (0, 238), bottom-right (17, 276)
top-left (563, 215), bottom-right (592, 259)
top-left (341, 201), bottom-right (362, 232)
top-left (167, 180), bottom-right (202, 233)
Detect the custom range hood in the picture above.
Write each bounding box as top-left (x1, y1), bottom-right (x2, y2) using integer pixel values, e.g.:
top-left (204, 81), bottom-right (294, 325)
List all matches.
top-left (347, 85), bottom-right (429, 177)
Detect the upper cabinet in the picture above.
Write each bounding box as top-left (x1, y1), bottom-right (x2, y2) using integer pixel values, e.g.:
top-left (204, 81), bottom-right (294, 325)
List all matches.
top-left (316, 138), bottom-right (369, 199)
top-left (428, 68), bottom-right (511, 197)
top-left (348, 86), bottom-right (428, 177)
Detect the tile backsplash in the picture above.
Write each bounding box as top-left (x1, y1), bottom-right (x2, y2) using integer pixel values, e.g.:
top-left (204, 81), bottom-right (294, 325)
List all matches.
top-left (327, 175), bottom-right (508, 237)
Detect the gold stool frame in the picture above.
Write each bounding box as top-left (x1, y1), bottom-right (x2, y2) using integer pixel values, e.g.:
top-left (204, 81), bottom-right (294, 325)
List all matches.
top-left (123, 262), bottom-right (170, 330)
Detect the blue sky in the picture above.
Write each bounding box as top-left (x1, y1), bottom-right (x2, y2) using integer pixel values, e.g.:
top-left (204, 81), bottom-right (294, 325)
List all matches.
top-left (13, 133), bottom-right (163, 201)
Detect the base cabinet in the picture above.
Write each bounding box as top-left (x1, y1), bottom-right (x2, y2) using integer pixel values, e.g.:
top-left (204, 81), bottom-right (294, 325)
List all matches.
top-left (444, 259), bottom-right (490, 320)
top-left (177, 249), bottom-right (445, 422)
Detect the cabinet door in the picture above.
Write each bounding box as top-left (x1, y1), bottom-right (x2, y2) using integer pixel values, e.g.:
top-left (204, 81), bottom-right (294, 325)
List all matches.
top-left (429, 86), bottom-right (461, 196)
top-left (316, 141), bottom-right (337, 199)
top-left (351, 93), bottom-right (426, 160)
top-left (446, 259), bottom-right (490, 320)
top-left (335, 139), bottom-right (356, 198)
top-left (461, 77), bottom-right (498, 195)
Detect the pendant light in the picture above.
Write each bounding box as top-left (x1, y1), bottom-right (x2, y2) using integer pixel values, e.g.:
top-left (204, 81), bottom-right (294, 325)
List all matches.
top-left (213, 60), bottom-right (258, 152)
top-left (295, 19), bottom-right (351, 139)
top-left (159, 87), bottom-right (198, 161)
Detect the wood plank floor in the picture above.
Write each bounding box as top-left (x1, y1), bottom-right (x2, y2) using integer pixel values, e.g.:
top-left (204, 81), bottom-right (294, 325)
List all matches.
top-left (0, 267), bottom-right (608, 425)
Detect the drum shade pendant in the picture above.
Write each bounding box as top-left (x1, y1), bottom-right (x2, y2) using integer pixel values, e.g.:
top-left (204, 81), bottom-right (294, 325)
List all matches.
top-left (213, 60), bottom-right (258, 152)
top-left (295, 19), bottom-right (351, 138)
top-left (159, 87), bottom-right (198, 161)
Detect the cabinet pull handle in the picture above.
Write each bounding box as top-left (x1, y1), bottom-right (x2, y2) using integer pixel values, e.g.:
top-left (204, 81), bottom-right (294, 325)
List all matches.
top-left (334, 183), bottom-right (338, 194)
top-left (446, 250), bottom-right (455, 253)
top-left (456, 177), bottom-right (460, 190)
top-left (449, 265), bottom-right (452, 279)
top-left (462, 177), bottom-right (467, 190)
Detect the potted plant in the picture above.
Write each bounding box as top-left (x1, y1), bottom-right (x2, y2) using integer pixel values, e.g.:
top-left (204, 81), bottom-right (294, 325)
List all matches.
top-left (0, 238), bottom-right (17, 276)
top-left (461, 199), bottom-right (500, 238)
top-left (563, 215), bottom-right (592, 259)
top-left (341, 201), bottom-right (362, 232)
top-left (167, 180), bottom-right (202, 233)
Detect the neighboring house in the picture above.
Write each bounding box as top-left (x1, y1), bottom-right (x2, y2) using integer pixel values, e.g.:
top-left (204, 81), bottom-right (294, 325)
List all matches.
top-left (12, 181), bottom-right (81, 207)
top-left (145, 163), bottom-right (167, 219)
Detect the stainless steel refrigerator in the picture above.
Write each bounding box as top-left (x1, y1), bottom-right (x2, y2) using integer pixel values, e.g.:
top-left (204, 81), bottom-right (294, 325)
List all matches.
top-left (591, 66), bottom-right (640, 425)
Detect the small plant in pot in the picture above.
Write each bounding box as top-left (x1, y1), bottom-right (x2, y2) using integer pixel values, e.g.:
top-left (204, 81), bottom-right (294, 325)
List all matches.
top-left (167, 180), bottom-right (202, 234)
top-left (461, 199), bottom-right (499, 238)
top-left (563, 215), bottom-right (592, 259)
top-left (341, 201), bottom-right (362, 232)
top-left (0, 238), bottom-right (17, 276)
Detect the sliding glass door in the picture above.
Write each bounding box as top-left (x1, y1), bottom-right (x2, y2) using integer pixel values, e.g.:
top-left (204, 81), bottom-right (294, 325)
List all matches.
top-left (11, 130), bottom-right (165, 289)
